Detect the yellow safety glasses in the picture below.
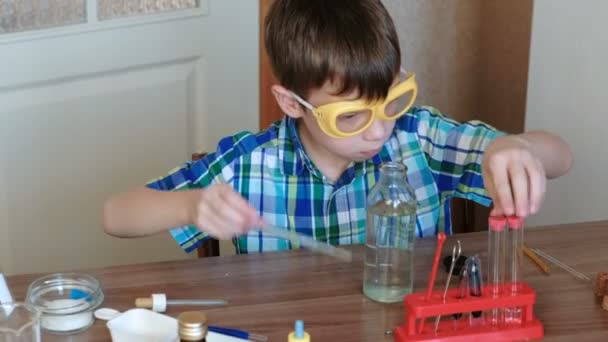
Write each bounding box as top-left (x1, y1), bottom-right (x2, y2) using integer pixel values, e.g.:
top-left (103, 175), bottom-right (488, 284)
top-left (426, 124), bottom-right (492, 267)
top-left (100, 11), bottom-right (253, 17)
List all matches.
top-left (291, 70), bottom-right (418, 138)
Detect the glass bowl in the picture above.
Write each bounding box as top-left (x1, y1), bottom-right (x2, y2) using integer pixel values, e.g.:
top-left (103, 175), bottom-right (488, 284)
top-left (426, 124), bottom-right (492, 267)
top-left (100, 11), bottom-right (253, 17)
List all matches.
top-left (25, 273), bottom-right (104, 335)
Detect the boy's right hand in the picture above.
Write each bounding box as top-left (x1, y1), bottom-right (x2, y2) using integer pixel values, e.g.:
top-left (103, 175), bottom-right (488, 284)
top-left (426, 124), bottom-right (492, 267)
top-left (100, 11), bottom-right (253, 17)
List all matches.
top-left (188, 183), bottom-right (263, 240)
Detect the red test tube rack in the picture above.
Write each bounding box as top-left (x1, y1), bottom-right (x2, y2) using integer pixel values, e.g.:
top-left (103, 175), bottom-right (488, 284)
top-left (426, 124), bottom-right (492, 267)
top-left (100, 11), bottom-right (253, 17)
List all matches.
top-left (393, 282), bottom-right (543, 341)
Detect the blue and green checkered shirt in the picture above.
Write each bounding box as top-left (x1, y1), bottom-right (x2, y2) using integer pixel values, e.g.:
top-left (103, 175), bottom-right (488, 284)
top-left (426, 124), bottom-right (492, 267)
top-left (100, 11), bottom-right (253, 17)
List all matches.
top-left (147, 106), bottom-right (503, 254)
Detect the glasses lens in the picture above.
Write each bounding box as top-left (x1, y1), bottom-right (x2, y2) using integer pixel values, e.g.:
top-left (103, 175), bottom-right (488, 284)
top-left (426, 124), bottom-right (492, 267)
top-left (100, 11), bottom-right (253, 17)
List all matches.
top-left (384, 89), bottom-right (415, 118)
top-left (335, 110), bottom-right (373, 134)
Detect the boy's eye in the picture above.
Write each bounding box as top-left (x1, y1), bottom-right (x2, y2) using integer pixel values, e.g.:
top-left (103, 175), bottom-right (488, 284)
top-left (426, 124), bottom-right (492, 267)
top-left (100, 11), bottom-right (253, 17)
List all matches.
top-left (340, 111), bottom-right (366, 120)
top-left (384, 90), bottom-right (415, 117)
top-left (338, 114), bottom-right (360, 123)
top-left (335, 110), bottom-right (373, 133)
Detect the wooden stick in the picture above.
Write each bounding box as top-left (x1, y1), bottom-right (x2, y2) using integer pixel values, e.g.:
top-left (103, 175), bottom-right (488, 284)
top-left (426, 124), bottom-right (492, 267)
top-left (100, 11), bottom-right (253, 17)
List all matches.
top-left (523, 245), bottom-right (551, 274)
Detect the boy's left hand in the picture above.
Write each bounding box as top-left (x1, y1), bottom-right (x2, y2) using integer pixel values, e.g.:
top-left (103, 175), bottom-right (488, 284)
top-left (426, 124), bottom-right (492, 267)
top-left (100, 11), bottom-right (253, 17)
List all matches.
top-left (482, 136), bottom-right (546, 218)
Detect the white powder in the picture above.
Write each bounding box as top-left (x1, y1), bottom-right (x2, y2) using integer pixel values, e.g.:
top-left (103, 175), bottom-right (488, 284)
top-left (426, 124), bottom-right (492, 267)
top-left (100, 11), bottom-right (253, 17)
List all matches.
top-left (40, 299), bottom-right (94, 333)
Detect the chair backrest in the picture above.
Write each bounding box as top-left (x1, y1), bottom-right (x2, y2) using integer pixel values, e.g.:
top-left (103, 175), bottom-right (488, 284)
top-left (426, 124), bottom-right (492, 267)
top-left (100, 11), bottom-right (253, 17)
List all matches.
top-left (450, 198), bottom-right (491, 234)
top-left (191, 152), bottom-right (221, 257)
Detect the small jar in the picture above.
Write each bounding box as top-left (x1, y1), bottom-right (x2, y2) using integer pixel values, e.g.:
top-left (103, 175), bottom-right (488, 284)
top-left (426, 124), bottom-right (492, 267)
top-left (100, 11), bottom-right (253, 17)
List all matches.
top-left (178, 311), bottom-right (208, 341)
top-left (25, 273), bottom-right (104, 334)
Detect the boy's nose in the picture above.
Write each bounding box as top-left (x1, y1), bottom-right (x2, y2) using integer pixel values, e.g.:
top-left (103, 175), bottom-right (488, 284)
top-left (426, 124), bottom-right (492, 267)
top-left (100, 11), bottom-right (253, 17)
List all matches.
top-left (362, 117), bottom-right (387, 141)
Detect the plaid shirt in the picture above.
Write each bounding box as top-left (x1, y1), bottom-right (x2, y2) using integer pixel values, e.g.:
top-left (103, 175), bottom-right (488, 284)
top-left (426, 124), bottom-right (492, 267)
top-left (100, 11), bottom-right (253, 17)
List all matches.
top-left (147, 106), bottom-right (503, 254)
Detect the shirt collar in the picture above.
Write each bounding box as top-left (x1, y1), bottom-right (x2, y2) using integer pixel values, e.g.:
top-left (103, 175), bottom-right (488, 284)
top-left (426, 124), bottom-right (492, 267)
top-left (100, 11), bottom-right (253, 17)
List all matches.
top-left (276, 117), bottom-right (306, 176)
top-left (277, 116), bottom-right (394, 179)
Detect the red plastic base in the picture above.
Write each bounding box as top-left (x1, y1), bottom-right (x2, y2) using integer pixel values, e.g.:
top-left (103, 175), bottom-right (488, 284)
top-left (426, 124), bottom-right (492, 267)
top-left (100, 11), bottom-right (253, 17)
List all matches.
top-left (393, 282), bottom-right (544, 341)
top-left (394, 319), bottom-right (543, 342)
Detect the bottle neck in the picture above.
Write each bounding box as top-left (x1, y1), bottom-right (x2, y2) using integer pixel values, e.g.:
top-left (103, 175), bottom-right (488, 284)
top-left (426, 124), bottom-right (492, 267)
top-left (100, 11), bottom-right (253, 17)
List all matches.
top-left (379, 162), bottom-right (407, 184)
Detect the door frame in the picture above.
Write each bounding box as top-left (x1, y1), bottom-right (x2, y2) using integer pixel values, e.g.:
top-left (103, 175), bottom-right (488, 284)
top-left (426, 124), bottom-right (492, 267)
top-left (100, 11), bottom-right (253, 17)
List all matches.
top-left (259, 0), bottom-right (282, 129)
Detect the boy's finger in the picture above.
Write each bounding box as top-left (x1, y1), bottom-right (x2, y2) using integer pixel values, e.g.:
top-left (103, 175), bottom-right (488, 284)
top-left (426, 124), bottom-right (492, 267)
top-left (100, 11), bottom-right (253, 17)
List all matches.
top-left (509, 163), bottom-right (529, 217)
top-left (197, 213), bottom-right (228, 239)
top-left (490, 206), bottom-right (504, 217)
top-left (200, 188), bottom-right (243, 236)
top-left (212, 200), bottom-right (248, 230)
top-left (491, 165), bottom-right (514, 216)
top-left (527, 161), bottom-right (546, 214)
top-left (255, 216), bottom-right (267, 228)
top-left (220, 190), bottom-right (262, 231)
top-left (485, 179), bottom-right (504, 216)
top-left (220, 188), bottom-right (254, 214)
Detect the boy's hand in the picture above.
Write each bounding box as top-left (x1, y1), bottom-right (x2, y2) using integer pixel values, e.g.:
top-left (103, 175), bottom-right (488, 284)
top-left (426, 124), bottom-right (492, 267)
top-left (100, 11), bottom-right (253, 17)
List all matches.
top-left (188, 183), bottom-right (263, 240)
top-left (482, 136), bottom-right (547, 218)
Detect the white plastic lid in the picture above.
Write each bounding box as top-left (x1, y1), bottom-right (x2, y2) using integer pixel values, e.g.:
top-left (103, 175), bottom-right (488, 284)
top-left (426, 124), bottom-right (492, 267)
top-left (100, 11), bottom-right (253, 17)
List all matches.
top-left (94, 307), bottom-right (121, 321)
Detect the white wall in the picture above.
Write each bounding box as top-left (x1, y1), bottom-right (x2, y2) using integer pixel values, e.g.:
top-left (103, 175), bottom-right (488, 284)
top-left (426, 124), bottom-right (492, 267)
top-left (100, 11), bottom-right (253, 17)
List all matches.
top-left (202, 1), bottom-right (259, 152)
top-left (525, 0), bottom-right (608, 226)
top-left (0, 0), bottom-right (258, 274)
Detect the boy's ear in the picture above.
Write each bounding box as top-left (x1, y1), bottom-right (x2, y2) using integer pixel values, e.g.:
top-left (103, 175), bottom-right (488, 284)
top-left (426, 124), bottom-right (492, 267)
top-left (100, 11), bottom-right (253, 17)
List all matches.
top-left (271, 85), bottom-right (305, 119)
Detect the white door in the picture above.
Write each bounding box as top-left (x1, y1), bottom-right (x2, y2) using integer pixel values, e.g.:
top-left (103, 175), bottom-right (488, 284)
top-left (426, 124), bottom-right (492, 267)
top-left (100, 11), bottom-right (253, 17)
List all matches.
top-left (0, 0), bottom-right (259, 275)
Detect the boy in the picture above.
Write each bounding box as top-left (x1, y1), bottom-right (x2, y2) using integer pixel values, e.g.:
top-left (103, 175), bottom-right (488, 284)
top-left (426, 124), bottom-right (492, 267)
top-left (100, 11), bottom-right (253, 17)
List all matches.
top-left (103, 0), bottom-right (572, 254)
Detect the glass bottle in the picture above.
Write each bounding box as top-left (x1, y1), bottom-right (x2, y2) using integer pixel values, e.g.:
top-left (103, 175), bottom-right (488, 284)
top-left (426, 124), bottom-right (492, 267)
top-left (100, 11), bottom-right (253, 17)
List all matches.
top-left (178, 311), bottom-right (207, 342)
top-left (363, 162), bottom-right (417, 303)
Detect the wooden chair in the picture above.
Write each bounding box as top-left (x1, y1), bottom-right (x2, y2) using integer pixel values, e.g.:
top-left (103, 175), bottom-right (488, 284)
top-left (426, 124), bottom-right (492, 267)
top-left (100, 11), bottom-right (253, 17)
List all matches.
top-left (191, 152), bottom-right (221, 257)
top-left (451, 198), bottom-right (491, 234)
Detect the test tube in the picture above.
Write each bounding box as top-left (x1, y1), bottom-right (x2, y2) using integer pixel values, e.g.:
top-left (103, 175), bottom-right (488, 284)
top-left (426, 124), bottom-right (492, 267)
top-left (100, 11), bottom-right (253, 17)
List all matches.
top-left (487, 216), bottom-right (506, 325)
top-left (506, 216), bottom-right (524, 324)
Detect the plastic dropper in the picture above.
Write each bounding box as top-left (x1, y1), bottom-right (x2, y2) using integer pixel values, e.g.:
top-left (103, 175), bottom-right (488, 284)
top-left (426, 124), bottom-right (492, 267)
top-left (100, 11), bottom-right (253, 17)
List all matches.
top-left (288, 320), bottom-right (310, 342)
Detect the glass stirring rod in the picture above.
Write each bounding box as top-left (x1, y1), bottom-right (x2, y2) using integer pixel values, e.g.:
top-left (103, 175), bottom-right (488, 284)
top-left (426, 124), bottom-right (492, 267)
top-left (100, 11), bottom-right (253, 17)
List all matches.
top-left (530, 248), bottom-right (591, 281)
top-left (262, 225), bottom-right (353, 262)
top-left (218, 177), bottom-right (351, 262)
top-left (434, 240), bottom-right (462, 334)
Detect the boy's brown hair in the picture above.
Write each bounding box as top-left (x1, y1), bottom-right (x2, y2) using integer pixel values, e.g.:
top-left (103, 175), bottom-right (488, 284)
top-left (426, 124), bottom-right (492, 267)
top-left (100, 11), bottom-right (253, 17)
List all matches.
top-left (265, 0), bottom-right (401, 102)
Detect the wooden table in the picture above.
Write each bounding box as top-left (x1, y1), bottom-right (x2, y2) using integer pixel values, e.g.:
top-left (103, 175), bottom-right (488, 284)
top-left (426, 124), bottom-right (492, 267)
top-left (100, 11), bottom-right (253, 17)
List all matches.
top-left (6, 220), bottom-right (608, 341)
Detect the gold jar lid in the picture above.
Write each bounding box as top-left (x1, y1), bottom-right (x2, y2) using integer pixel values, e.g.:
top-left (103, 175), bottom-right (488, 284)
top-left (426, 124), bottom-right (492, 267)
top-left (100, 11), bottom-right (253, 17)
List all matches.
top-left (178, 311), bottom-right (208, 341)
